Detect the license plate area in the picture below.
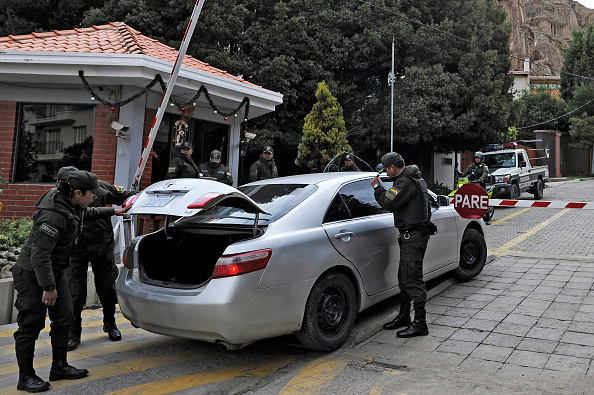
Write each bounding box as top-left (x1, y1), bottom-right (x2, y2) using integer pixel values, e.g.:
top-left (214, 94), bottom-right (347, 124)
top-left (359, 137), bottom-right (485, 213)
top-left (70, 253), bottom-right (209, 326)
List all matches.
top-left (143, 195), bottom-right (176, 207)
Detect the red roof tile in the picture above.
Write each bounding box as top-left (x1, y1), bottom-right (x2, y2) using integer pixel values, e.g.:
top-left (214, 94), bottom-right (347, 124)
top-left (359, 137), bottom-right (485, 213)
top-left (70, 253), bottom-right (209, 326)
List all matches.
top-left (0, 22), bottom-right (257, 87)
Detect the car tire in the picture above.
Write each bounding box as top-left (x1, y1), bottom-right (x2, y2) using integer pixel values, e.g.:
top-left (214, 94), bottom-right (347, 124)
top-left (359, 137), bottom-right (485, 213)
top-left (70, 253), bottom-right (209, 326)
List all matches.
top-left (296, 272), bottom-right (357, 351)
top-left (508, 184), bottom-right (520, 200)
top-left (532, 179), bottom-right (543, 200)
top-left (454, 229), bottom-right (487, 280)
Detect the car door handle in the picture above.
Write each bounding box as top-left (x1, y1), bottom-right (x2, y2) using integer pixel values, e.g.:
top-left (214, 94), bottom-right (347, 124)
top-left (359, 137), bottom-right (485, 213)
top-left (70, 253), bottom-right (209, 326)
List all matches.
top-left (334, 231), bottom-right (354, 239)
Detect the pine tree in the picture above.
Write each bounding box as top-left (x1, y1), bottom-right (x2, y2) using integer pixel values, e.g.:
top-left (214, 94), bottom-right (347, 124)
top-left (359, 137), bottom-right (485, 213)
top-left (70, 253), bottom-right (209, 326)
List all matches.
top-left (295, 81), bottom-right (352, 172)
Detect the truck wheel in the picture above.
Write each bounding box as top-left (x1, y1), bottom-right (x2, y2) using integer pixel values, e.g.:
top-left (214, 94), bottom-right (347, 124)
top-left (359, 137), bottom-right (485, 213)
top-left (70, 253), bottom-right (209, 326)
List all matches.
top-left (508, 184), bottom-right (520, 200)
top-left (532, 179), bottom-right (543, 200)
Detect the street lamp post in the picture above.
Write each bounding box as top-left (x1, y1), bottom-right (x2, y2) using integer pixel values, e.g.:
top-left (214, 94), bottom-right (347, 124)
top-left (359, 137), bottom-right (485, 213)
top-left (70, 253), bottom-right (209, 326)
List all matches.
top-left (389, 38), bottom-right (394, 152)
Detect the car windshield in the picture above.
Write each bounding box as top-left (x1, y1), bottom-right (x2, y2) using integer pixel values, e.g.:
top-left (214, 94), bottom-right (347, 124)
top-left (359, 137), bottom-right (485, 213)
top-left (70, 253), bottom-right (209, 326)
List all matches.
top-left (483, 153), bottom-right (515, 169)
top-left (175, 184), bottom-right (317, 226)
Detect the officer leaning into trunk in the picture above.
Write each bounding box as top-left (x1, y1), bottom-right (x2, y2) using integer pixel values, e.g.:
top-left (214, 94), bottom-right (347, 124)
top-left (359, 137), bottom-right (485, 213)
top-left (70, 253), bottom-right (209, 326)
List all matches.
top-left (11, 170), bottom-right (130, 393)
top-left (371, 152), bottom-right (436, 338)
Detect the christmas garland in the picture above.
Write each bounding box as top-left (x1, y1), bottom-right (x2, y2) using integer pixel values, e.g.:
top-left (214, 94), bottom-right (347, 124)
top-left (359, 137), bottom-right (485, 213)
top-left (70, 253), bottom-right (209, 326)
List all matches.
top-left (78, 70), bottom-right (250, 125)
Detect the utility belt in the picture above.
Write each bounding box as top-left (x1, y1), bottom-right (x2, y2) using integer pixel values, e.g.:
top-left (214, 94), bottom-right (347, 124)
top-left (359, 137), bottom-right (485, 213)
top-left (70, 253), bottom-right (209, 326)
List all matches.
top-left (397, 220), bottom-right (437, 243)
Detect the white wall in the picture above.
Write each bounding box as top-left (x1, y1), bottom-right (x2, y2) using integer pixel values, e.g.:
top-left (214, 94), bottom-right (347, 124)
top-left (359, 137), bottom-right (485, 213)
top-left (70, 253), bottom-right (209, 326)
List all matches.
top-left (433, 152), bottom-right (459, 190)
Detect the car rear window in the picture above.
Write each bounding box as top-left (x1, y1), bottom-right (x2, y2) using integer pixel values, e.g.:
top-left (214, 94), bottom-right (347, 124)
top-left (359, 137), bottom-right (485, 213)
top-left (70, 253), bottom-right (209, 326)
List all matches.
top-left (176, 184), bottom-right (317, 226)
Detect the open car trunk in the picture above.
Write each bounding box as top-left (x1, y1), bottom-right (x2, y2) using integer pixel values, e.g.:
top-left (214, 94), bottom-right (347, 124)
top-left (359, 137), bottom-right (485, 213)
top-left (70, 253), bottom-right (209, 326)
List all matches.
top-left (137, 227), bottom-right (256, 289)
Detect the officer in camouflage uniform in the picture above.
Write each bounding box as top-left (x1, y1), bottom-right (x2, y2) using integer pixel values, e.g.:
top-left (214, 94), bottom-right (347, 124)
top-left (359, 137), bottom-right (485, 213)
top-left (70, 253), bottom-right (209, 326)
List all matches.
top-left (198, 150), bottom-right (233, 185)
top-left (165, 141), bottom-right (200, 179)
top-left (249, 145), bottom-right (278, 182)
top-left (11, 171), bottom-right (129, 392)
top-left (371, 152), bottom-right (433, 338)
top-left (59, 167), bottom-right (137, 351)
top-left (461, 151), bottom-right (489, 186)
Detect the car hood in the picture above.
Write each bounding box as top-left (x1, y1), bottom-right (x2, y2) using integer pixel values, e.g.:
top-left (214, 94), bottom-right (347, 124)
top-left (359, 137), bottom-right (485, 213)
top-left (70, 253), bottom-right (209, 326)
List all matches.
top-left (127, 179), bottom-right (268, 217)
top-left (489, 168), bottom-right (515, 176)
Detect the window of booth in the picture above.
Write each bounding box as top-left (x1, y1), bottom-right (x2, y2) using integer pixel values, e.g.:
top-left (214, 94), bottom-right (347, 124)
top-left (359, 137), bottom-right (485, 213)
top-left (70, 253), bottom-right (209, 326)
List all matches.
top-left (14, 103), bottom-right (95, 183)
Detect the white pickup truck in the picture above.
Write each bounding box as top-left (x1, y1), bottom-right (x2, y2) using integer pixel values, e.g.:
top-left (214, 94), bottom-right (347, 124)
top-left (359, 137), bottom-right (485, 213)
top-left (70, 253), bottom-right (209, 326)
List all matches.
top-left (483, 141), bottom-right (549, 200)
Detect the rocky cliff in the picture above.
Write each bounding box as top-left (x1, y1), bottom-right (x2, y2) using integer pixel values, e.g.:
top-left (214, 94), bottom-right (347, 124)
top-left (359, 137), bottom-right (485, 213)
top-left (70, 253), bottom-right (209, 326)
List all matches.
top-left (497, 0), bottom-right (594, 75)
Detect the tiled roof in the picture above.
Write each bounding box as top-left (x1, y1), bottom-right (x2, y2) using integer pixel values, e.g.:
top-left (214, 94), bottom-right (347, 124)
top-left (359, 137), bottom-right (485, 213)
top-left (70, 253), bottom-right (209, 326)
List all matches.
top-left (0, 22), bottom-right (256, 87)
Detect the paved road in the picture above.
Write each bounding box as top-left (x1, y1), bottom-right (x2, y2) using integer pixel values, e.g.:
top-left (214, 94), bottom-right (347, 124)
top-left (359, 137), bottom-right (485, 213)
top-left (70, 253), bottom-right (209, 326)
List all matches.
top-left (0, 178), bottom-right (593, 394)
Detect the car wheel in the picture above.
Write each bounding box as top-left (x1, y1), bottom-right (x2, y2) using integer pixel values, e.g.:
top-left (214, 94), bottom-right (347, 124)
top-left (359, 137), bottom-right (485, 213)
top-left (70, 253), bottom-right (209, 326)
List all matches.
top-left (296, 272), bottom-right (357, 351)
top-left (454, 229), bottom-right (487, 280)
top-left (508, 184), bottom-right (520, 200)
top-left (532, 179), bottom-right (543, 200)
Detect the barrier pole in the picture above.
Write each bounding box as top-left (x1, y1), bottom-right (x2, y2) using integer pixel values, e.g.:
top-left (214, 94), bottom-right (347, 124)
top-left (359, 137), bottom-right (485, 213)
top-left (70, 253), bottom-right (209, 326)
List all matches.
top-left (130, 0), bottom-right (206, 191)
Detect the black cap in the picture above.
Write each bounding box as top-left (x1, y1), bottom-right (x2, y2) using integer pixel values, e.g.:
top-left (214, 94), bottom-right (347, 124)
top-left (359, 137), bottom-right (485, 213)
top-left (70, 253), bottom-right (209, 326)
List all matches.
top-left (180, 141), bottom-right (193, 150)
top-left (57, 166), bottom-right (79, 182)
top-left (263, 146), bottom-right (273, 154)
top-left (344, 154), bottom-right (354, 161)
top-left (67, 171), bottom-right (108, 196)
top-left (379, 152), bottom-right (404, 172)
top-left (210, 150), bottom-right (221, 163)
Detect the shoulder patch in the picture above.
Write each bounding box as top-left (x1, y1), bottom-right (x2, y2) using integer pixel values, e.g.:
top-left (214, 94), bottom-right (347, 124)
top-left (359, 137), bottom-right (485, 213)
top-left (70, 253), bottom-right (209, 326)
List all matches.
top-left (167, 166), bottom-right (176, 173)
top-left (39, 223), bottom-right (58, 238)
top-left (386, 187), bottom-right (400, 200)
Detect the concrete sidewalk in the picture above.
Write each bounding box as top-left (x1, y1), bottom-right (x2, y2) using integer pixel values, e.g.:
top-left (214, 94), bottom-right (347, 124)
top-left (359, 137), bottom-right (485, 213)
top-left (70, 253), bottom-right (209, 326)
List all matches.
top-left (347, 254), bottom-right (594, 393)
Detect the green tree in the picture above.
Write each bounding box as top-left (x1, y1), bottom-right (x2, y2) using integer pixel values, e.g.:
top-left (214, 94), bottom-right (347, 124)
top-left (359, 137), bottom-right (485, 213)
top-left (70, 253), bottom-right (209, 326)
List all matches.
top-left (392, 0), bottom-right (514, 173)
top-left (561, 24), bottom-right (594, 101)
top-left (569, 113), bottom-right (594, 151)
top-left (295, 81), bottom-right (352, 171)
top-left (513, 90), bottom-right (569, 140)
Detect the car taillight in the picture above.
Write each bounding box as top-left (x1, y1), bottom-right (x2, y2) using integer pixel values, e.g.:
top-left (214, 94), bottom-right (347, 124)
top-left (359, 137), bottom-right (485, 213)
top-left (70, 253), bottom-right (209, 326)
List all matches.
top-left (187, 192), bottom-right (223, 209)
top-left (122, 195), bottom-right (137, 208)
top-left (212, 249), bottom-right (272, 279)
top-left (122, 247), bottom-right (129, 268)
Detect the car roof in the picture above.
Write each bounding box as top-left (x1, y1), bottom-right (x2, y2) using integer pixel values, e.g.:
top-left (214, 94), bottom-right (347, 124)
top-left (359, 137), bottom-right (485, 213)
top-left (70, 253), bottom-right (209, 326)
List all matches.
top-left (243, 171), bottom-right (379, 187)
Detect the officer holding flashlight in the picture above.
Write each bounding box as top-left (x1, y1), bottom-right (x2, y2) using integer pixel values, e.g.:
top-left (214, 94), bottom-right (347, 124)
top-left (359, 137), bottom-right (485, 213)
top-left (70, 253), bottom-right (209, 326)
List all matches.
top-left (371, 152), bottom-right (433, 338)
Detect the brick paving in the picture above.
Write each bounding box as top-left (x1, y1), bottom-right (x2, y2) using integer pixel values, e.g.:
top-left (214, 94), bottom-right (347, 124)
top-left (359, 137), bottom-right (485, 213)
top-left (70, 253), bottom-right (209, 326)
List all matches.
top-left (351, 178), bottom-right (594, 393)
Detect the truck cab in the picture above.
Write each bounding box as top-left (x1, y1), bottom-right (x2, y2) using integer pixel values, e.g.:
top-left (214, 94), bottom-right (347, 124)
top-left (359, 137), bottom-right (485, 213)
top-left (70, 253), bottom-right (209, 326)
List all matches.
top-left (483, 141), bottom-right (549, 200)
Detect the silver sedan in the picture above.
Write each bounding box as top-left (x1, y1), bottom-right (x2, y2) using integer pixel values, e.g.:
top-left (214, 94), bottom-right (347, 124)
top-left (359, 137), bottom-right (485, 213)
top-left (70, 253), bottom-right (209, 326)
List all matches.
top-left (116, 172), bottom-right (487, 351)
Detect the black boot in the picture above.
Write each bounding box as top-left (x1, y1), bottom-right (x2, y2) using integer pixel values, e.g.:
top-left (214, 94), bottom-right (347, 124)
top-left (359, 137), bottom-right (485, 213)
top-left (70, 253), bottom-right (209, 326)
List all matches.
top-left (17, 373), bottom-right (50, 393)
top-left (16, 358), bottom-right (50, 393)
top-left (49, 347), bottom-right (88, 381)
top-left (396, 302), bottom-right (429, 338)
top-left (67, 329), bottom-right (81, 351)
top-left (103, 322), bottom-right (122, 341)
top-left (383, 299), bottom-right (411, 330)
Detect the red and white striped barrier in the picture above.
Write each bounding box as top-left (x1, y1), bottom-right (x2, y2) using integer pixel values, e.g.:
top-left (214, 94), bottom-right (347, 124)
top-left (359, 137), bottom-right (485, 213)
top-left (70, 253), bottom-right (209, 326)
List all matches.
top-left (488, 199), bottom-right (594, 210)
top-left (448, 198), bottom-right (594, 209)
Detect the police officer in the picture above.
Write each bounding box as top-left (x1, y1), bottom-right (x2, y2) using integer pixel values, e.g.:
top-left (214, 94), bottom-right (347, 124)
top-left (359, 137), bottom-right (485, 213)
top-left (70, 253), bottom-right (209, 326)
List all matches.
top-left (198, 150), bottom-right (233, 185)
top-left (461, 151), bottom-right (489, 186)
top-left (371, 152), bottom-right (432, 338)
top-left (59, 167), bottom-right (137, 351)
top-left (340, 154), bottom-right (360, 172)
top-left (165, 141), bottom-right (200, 179)
top-left (249, 145), bottom-right (278, 182)
top-left (11, 170), bottom-right (129, 392)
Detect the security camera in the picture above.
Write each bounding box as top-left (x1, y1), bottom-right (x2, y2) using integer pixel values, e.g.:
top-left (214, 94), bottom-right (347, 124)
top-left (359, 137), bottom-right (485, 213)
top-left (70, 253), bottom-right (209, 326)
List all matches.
top-left (111, 121), bottom-right (129, 133)
top-left (244, 132), bottom-right (257, 141)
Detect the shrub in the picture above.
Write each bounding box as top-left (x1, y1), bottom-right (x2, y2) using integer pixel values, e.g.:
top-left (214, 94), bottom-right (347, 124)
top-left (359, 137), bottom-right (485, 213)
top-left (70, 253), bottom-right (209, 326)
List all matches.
top-left (0, 218), bottom-right (32, 250)
top-left (428, 181), bottom-right (452, 196)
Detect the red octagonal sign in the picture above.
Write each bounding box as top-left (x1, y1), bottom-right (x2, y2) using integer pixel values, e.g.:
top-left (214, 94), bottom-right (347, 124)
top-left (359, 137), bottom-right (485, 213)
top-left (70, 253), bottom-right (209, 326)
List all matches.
top-left (453, 183), bottom-right (489, 219)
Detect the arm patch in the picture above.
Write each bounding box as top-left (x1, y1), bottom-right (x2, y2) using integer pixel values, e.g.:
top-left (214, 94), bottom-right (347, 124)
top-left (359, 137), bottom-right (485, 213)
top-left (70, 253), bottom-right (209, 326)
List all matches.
top-left (386, 187), bottom-right (400, 200)
top-left (39, 223), bottom-right (58, 238)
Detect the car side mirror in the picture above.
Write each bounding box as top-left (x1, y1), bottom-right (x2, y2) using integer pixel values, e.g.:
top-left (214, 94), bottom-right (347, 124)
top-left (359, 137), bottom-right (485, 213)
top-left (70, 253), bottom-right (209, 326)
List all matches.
top-left (436, 195), bottom-right (449, 207)
top-left (519, 161), bottom-right (526, 168)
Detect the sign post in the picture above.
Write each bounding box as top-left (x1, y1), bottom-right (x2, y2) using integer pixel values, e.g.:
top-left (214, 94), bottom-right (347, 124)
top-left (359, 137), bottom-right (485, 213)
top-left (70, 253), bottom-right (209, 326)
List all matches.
top-left (453, 183), bottom-right (489, 219)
